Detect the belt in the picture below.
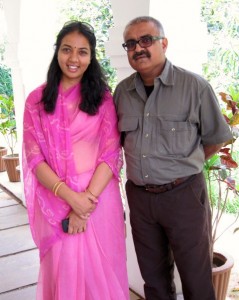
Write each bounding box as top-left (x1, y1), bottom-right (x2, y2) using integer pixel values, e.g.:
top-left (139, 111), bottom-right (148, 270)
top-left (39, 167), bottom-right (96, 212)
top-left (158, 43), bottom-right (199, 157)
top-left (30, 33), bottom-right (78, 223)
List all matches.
top-left (142, 175), bottom-right (192, 194)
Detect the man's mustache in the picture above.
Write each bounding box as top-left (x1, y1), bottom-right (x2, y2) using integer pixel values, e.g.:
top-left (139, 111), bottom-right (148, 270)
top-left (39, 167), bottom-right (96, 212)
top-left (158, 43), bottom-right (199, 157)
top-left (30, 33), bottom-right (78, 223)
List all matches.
top-left (133, 51), bottom-right (151, 60)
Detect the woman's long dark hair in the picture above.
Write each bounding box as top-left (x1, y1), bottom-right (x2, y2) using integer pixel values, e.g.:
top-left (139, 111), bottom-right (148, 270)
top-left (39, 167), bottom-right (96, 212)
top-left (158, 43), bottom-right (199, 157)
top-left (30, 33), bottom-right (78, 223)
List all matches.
top-left (41, 21), bottom-right (109, 115)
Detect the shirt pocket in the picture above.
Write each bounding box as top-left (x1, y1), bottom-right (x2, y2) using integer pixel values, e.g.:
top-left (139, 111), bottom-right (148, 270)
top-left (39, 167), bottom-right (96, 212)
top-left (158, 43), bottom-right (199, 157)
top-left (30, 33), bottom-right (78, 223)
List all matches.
top-left (118, 116), bottom-right (139, 151)
top-left (157, 119), bottom-right (198, 156)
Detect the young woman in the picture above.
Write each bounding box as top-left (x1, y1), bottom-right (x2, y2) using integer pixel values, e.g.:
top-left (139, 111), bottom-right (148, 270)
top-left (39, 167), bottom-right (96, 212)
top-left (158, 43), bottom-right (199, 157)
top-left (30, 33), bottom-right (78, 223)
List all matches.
top-left (22, 21), bottom-right (129, 300)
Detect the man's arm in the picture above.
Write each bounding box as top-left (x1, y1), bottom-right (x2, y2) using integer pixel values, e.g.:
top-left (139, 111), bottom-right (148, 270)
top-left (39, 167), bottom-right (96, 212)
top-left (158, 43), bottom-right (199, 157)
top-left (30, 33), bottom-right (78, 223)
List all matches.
top-left (203, 143), bottom-right (225, 160)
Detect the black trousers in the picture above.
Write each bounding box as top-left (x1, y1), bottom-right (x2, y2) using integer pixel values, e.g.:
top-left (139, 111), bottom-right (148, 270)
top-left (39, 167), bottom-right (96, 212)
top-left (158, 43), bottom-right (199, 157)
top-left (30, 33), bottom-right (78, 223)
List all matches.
top-left (126, 173), bottom-right (216, 300)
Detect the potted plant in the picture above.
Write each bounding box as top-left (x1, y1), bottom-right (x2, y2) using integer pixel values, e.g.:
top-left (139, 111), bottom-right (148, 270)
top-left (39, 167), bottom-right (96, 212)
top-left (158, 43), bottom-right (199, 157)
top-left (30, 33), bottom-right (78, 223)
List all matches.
top-left (0, 144), bottom-right (7, 172)
top-left (204, 90), bottom-right (239, 300)
top-left (0, 93), bottom-right (20, 182)
top-left (0, 64), bottom-right (13, 172)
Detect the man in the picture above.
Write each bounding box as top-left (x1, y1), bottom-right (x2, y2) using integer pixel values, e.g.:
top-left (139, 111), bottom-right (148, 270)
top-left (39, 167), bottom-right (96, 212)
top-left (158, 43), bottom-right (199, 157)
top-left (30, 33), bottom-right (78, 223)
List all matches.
top-left (113, 16), bottom-right (232, 300)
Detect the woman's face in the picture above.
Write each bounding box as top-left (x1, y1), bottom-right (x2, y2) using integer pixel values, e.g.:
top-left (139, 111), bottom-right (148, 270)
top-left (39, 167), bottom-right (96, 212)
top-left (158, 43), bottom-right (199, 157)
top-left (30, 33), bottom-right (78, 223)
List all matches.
top-left (58, 31), bottom-right (91, 89)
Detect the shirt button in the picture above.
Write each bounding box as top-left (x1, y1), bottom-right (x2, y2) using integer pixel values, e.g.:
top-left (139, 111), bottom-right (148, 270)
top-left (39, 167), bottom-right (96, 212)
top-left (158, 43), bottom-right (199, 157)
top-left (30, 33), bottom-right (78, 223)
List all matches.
top-left (172, 128), bottom-right (175, 131)
top-left (142, 154), bottom-right (146, 158)
top-left (145, 174), bottom-right (149, 178)
top-left (145, 133), bottom-right (149, 138)
top-left (146, 113), bottom-right (149, 117)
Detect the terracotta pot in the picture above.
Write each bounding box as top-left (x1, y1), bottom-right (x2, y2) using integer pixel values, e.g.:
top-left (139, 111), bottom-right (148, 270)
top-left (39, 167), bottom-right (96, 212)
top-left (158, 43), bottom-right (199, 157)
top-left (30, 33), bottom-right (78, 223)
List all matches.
top-left (2, 154), bottom-right (20, 182)
top-left (212, 251), bottom-right (234, 300)
top-left (0, 147), bottom-right (7, 172)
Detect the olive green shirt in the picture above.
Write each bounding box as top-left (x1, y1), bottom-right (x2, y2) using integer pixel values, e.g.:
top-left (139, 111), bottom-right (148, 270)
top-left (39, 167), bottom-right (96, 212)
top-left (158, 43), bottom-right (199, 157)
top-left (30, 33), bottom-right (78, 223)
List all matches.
top-left (113, 59), bottom-right (232, 185)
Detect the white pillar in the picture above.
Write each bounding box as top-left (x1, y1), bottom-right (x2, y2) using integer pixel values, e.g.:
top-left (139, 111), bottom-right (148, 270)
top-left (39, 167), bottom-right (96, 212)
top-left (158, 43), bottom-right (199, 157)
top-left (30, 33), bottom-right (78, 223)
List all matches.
top-left (18, 0), bottom-right (58, 96)
top-left (3, 0), bottom-right (25, 199)
top-left (3, 0), bottom-right (59, 205)
top-left (107, 0), bottom-right (206, 297)
top-left (106, 1), bottom-right (150, 297)
top-left (3, 0), bottom-right (23, 154)
top-left (106, 0), bottom-right (151, 82)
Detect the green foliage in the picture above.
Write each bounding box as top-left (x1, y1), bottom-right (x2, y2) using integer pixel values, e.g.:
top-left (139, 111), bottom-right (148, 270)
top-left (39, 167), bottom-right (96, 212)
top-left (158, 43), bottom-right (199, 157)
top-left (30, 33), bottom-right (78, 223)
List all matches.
top-left (0, 94), bottom-right (17, 155)
top-left (201, 0), bottom-right (239, 240)
top-left (56, 0), bottom-right (117, 90)
top-left (201, 0), bottom-right (239, 93)
top-left (203, 90), bottom-right (239, 245)
top-left (0, 65), bottom-right (13, 97)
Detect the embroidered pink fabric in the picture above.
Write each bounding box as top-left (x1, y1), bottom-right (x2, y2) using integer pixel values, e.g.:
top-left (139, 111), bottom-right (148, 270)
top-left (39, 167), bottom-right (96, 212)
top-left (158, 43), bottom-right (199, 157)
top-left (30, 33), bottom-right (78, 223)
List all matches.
top-left (22, 83), bottom-right (129, 299)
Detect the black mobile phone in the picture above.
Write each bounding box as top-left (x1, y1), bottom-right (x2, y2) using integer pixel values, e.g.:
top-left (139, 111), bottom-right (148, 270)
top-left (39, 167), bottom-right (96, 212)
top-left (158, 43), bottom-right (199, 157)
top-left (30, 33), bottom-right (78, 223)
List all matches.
top-left (62, 218), bottom-right (69, 233)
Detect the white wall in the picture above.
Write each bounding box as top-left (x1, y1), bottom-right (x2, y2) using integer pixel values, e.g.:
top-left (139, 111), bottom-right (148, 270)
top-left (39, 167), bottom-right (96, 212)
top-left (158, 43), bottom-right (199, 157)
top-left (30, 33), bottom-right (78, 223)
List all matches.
top-left (150, 0), bottom-right (208, 74)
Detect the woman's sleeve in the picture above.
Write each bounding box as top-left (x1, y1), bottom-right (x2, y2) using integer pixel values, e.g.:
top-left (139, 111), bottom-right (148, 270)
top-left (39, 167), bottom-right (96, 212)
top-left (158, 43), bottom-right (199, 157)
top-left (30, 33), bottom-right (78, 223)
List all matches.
top-left (97, 92), bottom-right (123, 180)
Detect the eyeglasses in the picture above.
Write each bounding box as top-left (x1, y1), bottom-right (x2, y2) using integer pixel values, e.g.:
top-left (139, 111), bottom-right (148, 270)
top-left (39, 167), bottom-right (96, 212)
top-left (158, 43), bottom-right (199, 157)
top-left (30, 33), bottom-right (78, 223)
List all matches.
top-left (122, 35), bottom-right (164, 52)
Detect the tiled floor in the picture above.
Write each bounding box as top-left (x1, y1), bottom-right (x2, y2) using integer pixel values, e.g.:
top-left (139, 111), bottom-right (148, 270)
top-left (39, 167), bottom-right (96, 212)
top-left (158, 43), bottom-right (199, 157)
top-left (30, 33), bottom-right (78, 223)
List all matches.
top-left (0, 187), bottom-right (38, 299)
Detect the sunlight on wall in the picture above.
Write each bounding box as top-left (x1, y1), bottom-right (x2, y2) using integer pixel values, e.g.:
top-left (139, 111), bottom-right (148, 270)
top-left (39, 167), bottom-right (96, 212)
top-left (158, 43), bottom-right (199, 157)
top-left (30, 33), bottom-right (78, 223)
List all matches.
top-left (150, 0), bottom-right (208, 74)
top-left (18, 0), bottom-right (59, 96)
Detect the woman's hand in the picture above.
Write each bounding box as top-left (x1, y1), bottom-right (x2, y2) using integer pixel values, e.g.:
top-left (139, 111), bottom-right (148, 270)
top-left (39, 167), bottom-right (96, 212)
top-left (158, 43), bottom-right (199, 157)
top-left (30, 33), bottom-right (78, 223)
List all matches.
top-left (67, 211), bottom-right (88, 234)
top-left (69, 190), bottom-right (98, 218)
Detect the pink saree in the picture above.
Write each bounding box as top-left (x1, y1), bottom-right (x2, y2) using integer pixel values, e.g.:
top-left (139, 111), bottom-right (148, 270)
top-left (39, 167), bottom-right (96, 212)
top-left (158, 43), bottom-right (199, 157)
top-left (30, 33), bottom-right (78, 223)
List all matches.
top-left (22, 83), bottom-right (129, 300)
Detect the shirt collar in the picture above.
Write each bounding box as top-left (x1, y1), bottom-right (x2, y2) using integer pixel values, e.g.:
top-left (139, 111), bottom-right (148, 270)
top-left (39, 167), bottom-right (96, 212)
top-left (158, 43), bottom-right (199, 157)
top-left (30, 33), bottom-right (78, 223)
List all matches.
top-left (157, 59), bottom-right (174, 86)
top-left (128, 59), bottom-right (174, 91)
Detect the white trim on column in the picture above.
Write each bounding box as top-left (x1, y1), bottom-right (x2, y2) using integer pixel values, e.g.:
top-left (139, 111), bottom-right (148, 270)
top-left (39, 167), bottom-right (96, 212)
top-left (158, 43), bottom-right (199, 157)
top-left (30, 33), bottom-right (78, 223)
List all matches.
top-left (106, 0), bottom-right (151, 82)
top-left (107, 1), bottom-right (150, 297)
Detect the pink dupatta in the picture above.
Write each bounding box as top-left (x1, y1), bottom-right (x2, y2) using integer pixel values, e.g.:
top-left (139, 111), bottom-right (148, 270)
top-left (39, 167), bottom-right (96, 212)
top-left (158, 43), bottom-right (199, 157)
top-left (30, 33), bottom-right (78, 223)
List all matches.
top-left (23, 83), bottom-right (122, 256)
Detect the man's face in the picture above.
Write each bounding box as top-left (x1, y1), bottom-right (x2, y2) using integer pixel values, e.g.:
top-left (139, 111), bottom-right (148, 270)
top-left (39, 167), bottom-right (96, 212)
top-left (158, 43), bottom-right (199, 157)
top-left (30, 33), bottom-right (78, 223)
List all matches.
top-left (123, 21), bottom-right (168, 76)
